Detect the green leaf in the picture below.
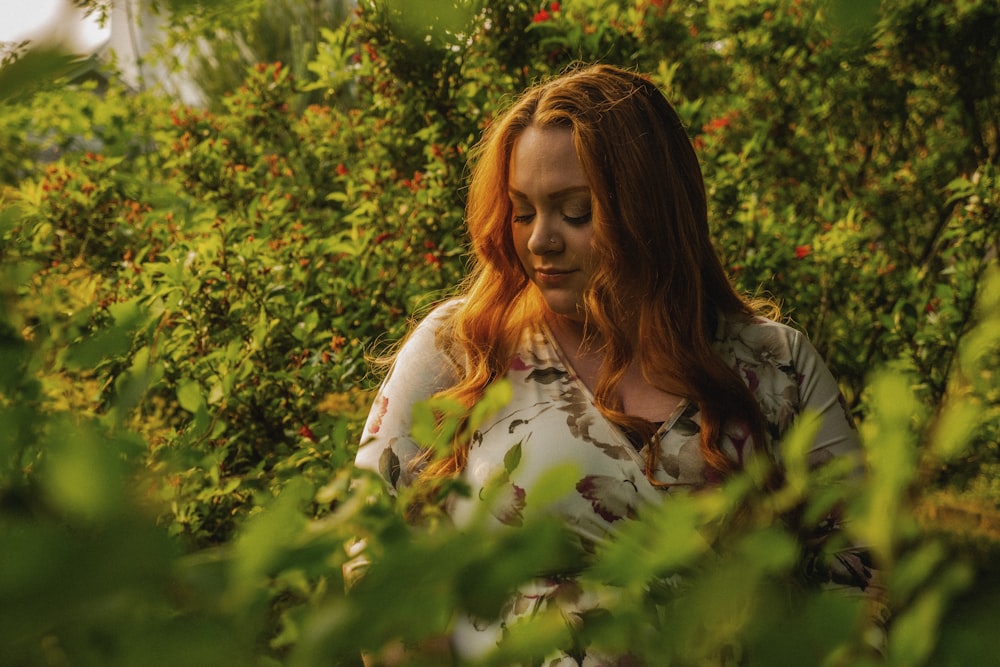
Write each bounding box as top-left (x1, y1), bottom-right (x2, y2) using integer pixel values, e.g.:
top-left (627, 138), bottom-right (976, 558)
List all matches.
top-left (502, 441), bottom-right (522, 474)
top-left (931, 399), bottom-right (982, 463)
top-left (40, 417), bottom-right (128, 520)
top-left (888, 562), bottom-right (974, 665)
top-left (63, 300), bottom-right (146, 370)
top-left (177, 380), bottom-right (206, 414)
top-left (0, 47), bottom-right (90, 102)
top-left (467, 379), bottom-right (512, 433)
top-left (230, 476), bottom-right (314, 605)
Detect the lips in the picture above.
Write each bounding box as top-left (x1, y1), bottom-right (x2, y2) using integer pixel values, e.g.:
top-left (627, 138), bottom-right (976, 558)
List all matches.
top-left (534, 267), bottom-right (576, 284)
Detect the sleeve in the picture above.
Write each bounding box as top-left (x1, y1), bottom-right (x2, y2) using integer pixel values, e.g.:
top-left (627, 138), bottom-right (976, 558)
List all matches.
top-left (788, 330), bottom-right (889, 654)
top-left (787, 329), bottom-right (861, 469)
top-left (355, 301), bottom-right (464, 491)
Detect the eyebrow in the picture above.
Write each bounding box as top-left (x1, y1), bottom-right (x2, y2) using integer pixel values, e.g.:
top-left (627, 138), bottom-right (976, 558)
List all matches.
top-left (508, 185), bottom-right (591, 200)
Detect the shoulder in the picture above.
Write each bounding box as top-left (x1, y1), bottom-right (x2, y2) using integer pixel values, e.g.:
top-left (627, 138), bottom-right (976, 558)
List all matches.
top-left (412, 297), bottom-right (464, 334)
top-left (400, 298), bottom-right (465, 356)
top-left (355, 299), bottom-right (466, 484)
top-left (714, 313), bottom-right (809, 367)
top-left (374, 297), bottom-right (468, 395)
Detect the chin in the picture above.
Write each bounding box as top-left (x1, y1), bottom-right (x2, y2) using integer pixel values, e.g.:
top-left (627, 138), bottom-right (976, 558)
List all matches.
top-left (533, 286), bottom-right (585, 321)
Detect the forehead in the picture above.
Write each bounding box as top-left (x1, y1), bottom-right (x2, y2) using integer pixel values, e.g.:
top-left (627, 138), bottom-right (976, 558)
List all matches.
top-left (508, 126), bottom-right (587, 194)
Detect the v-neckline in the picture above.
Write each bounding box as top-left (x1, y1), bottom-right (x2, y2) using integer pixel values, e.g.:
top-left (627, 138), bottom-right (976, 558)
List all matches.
top-left (539, 319), bottom-right (690, 449)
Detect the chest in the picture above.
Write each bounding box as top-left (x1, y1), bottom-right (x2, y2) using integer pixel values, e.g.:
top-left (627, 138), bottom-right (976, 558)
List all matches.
top-left (560, 342), bottom-right (683, 423)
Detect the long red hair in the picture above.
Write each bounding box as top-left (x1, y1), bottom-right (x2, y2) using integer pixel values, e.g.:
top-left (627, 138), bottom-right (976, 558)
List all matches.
top-left (422, 64), bottom-right (770, 483)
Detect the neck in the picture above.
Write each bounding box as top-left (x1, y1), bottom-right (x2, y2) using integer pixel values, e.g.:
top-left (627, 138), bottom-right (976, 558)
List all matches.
top-left (545, 312), bottom-right (603, 355)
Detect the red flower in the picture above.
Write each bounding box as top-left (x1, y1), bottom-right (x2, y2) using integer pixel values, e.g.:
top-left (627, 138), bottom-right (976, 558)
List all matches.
top-left (795, 245), bottom-right (812, 259)
top-left (297, 424), bottom-right (316, 442)
top-left (705, 116), bottom-right (732, 132)
top-left (533, 8), bottom-right (550, 22)
top-left (335, 163), bottom-right (348, 176)
top-left (551, 1), bottom-right (560, 11)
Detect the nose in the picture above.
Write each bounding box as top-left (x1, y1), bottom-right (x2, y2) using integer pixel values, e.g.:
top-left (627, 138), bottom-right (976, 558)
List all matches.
top-left (526, 214), bottom-right (563, 255)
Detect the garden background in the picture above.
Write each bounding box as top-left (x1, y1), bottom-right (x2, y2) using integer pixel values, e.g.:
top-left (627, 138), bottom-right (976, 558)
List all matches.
top-left (1, 0), bottom-right (998, 664)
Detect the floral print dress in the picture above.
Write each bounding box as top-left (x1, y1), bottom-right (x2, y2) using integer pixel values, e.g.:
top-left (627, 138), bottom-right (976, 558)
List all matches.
top-left (355, 300), bottom-right (867, 664)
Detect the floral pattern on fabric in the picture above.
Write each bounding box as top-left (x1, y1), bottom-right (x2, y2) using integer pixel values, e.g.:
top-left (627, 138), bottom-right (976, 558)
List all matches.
top-left (355, 300), bottom-right (866, 663)
top-left (576, 474), bottom-right (642, 523)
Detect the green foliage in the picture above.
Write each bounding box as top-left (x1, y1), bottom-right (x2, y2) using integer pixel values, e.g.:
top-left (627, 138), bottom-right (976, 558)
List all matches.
top-left (1, 0), bottom-right (999, 664)
top-left (167, 0), bottom-right (355, 111)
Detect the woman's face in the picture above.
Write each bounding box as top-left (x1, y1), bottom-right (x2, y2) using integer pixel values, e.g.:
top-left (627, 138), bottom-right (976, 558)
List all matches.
top-left (509, 125), bottom-right (595, 322)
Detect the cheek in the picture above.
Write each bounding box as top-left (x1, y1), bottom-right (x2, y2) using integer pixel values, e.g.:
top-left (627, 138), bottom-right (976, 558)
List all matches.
top-left (511, 225), bottom-right (531, 265)
top-left (570, 228), bottom-right (597, 266)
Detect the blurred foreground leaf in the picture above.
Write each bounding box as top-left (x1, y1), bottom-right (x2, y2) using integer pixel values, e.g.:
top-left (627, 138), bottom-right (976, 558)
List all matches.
top-left (0, 47), bottom-right (93, 102)
top-left (375, 0), bottom-right (481, 49)
top-left (823, 0), bottom-right (882, 44)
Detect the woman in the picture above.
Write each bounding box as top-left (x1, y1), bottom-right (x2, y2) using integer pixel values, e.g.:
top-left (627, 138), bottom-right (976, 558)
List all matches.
top-left (355, 64), bottom-right (866, 663)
